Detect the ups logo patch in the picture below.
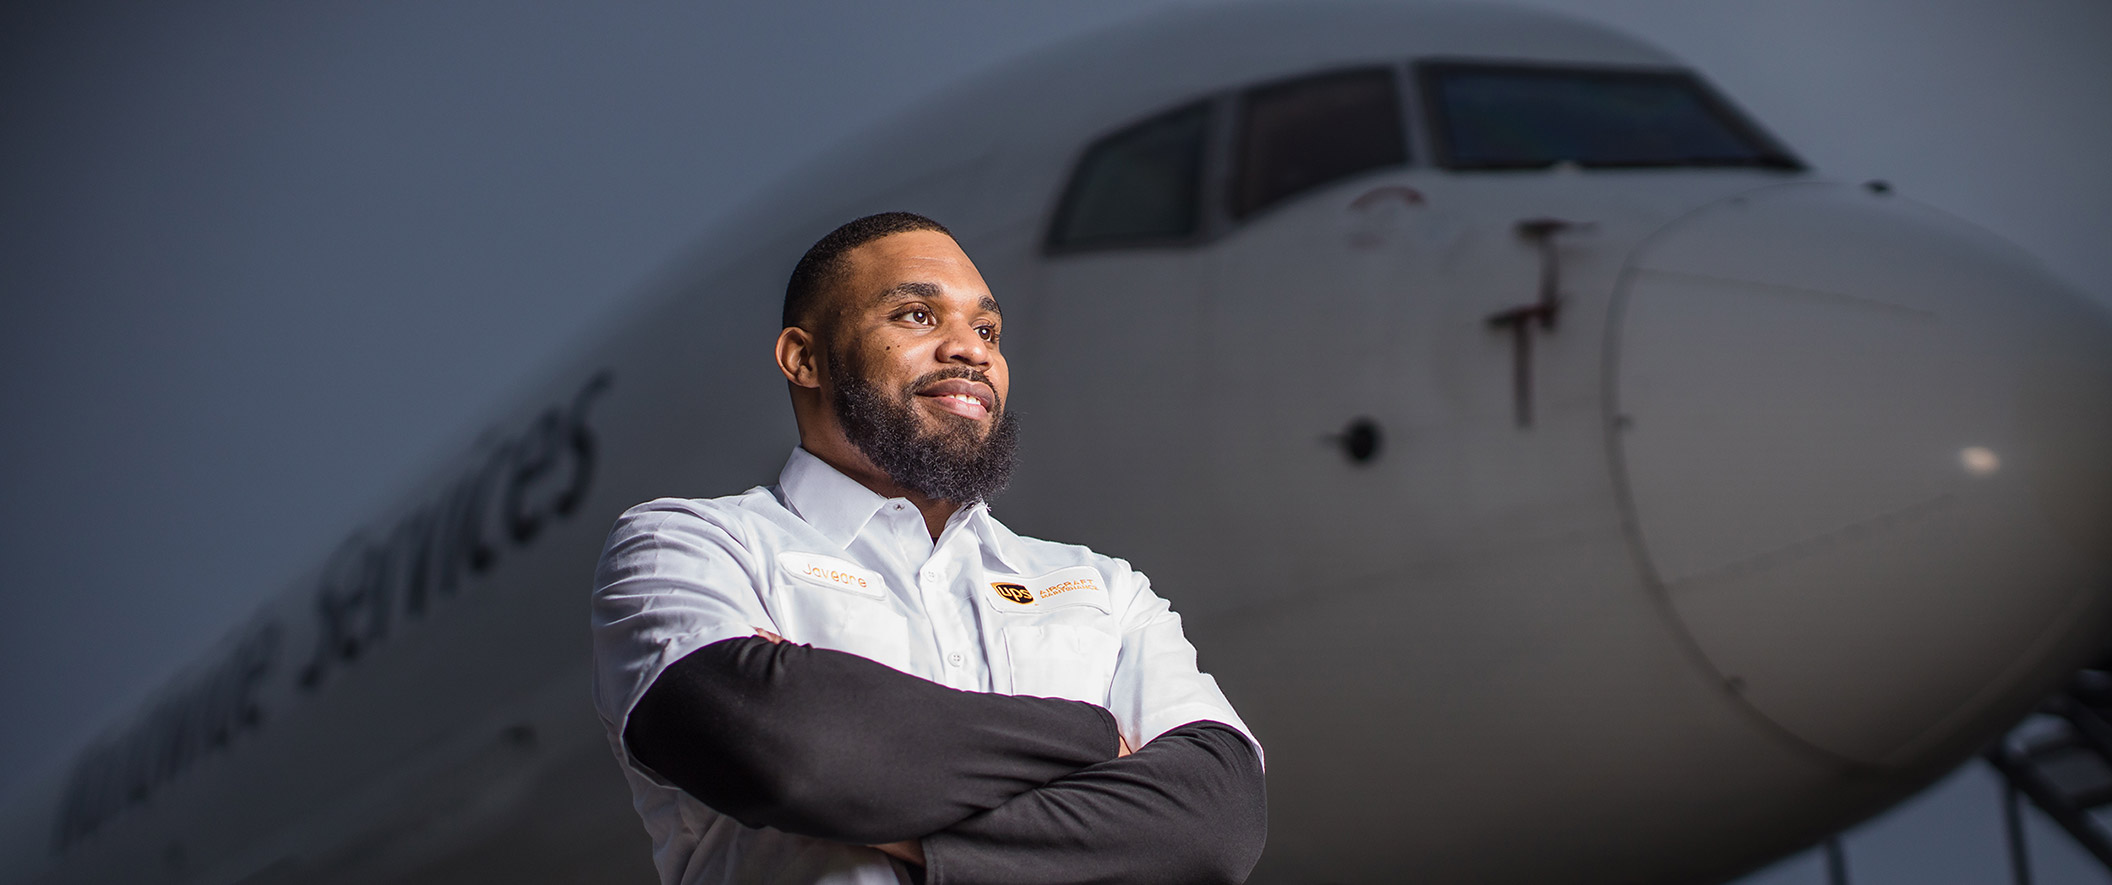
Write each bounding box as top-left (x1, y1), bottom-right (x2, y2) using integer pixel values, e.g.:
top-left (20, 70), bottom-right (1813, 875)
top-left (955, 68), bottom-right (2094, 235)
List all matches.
top-left (991, 582), bottom-right (1035, 605)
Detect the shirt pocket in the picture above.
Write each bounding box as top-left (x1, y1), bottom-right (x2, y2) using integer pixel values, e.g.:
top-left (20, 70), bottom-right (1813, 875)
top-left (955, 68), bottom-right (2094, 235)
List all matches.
top-left (1003, 623), bottom-right (1122, 706)
top-left (772, 553), bottom-right (914, 673)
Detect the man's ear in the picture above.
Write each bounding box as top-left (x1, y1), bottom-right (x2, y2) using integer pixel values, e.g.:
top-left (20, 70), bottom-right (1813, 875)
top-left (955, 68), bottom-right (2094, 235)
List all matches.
top-left (775, 326), bottom-right (822, 389)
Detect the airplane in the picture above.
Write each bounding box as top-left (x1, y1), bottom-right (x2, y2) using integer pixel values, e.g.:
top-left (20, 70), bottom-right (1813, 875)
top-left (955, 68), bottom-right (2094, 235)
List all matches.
top-left (5, 1), bottom-right (2111, 883)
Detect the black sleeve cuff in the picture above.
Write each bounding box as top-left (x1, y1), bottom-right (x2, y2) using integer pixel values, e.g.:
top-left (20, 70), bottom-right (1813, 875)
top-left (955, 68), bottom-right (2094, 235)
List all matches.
top-left (922, 721), bottom-right (1266, 885)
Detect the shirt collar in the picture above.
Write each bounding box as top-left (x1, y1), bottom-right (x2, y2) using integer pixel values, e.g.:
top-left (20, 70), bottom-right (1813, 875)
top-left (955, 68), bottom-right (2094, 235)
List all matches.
top-left (777, 447), bottom-right (889, 550)
top-left (950, 499), bottom-right (1025, 573)
top-left (775, 447), bottom-right (1023, 571)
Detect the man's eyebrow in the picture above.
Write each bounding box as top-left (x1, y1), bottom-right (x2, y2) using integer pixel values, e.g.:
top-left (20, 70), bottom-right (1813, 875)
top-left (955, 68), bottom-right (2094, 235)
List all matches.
top-left (870, 281), bottom-right (941, 307)
top-left (866, 281), bottom-right (1002, 317)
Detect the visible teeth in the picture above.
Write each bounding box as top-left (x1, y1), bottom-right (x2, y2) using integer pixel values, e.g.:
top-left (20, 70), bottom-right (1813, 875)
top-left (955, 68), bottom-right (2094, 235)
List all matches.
top-left (943, 394), bottom-right (979, 406)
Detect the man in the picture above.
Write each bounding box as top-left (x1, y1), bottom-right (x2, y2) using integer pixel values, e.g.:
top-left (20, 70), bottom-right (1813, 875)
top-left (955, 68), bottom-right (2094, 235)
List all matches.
top-left (591, 212), bottom-right (1266, 885)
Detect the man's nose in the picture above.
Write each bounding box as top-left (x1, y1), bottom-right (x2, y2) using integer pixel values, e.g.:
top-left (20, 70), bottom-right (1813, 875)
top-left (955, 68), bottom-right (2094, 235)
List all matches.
top-left (935, 322), bottom-right (992, 366)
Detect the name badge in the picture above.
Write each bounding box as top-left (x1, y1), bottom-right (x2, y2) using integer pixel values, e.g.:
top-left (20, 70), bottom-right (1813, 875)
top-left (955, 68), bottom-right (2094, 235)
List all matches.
top-left (984, 566), bottom-right (1111, 613)
top-left (778, 551), bottom-right (886, 600)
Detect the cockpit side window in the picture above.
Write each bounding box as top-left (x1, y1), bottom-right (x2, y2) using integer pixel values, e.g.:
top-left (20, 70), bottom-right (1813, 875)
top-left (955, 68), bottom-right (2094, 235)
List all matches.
top-left (1229, 67), bottom-right (1409, 220)
top-left (1420, 62), bottom-right (1802, 171)
top-left (1047, 101), bottom-right (1212, 251)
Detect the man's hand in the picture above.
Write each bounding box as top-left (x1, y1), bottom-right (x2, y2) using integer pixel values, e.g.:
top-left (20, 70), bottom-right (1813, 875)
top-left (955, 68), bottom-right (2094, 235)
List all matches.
top-left (754, 627), bottom-right (785, 643)
top-left (1118, 733), bottom-right (1133, 757)
top-left (872, 840), bottom-right (925, 866)
top-left (917, 724), bottom-right (1266, 884)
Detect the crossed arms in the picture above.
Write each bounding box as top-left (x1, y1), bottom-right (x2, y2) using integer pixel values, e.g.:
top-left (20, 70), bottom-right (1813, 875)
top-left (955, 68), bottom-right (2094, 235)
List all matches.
top-left (623, 634), bottom-right (1266, 884)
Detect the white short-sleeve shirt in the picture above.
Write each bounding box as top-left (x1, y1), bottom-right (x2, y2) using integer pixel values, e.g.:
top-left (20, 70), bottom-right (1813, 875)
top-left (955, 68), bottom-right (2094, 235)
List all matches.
top-left (591, 447), bottom-right (1257, 885)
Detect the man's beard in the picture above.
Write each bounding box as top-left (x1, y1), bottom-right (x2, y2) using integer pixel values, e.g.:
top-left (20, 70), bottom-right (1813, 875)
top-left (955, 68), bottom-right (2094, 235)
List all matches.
top-left (828, 349), bottom-right (1020, 505)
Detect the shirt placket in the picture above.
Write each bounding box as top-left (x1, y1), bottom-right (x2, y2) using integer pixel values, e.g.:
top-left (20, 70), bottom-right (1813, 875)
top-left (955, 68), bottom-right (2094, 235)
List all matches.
top-left (917, 533), bottom-right (989, 692)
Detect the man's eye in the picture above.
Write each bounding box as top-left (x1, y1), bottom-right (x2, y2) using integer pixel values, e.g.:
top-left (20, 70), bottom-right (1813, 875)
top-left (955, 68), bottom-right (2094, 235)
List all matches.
top-left (906, 310), bottom-right (931, 324)
top-left (978, 326), bottom-right (999, 342)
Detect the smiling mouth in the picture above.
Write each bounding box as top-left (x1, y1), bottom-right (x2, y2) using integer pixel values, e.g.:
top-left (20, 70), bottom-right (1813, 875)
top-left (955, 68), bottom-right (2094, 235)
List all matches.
top-left (920, 391), bottom-right (989, 420)
top-left (915, 377), bottom-right (996, 421)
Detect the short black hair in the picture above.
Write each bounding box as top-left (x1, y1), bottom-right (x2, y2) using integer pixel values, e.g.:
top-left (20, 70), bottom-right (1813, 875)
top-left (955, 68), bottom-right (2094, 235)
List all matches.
top-left (783, 211), bottom-right (954, 331)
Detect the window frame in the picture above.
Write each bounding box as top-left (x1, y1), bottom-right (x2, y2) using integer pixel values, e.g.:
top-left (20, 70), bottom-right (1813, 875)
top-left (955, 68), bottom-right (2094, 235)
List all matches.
top-left (1041, 59), bottom-right (1807, 257)
top-left (1414, 59), bottom-right (1805, 173)
top-left (1226, 64), bottom-right (1415, 222)
top-left (1043, 98), bottom-right (1220, 255)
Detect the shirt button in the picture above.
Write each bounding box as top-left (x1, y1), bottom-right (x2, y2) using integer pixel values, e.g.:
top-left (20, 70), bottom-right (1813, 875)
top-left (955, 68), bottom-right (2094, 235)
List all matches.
top-left (946, 652), bottom-right (964, 668)
top-left (922, 569), bottom-right (940, 582)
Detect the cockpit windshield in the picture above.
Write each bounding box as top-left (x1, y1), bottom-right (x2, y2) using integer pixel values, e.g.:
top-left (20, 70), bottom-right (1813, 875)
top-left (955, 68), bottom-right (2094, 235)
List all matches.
top-left (1420, 62), bottom-right (1801, 171)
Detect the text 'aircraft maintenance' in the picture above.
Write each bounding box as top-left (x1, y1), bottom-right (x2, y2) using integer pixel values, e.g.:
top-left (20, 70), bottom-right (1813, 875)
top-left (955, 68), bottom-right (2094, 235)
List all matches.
top-left (5, 2), bottom-right (2110, 883)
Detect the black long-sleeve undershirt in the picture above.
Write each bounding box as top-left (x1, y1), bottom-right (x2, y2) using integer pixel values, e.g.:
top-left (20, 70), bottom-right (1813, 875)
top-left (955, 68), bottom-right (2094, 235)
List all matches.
top-left (624, 636), bottom-right (1266, 883)
top-left (625, 636), bottom-right (1121, 843)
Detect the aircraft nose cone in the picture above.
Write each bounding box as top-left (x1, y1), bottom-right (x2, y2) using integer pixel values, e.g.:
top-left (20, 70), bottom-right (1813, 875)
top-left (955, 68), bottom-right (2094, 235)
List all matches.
top-left (1611, 182), bottom-right (2112, 767)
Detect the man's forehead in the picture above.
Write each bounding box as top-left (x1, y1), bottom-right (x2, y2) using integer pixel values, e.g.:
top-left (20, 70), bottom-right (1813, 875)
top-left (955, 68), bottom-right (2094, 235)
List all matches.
top-left (841, 232), bottom-right (999, 313)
